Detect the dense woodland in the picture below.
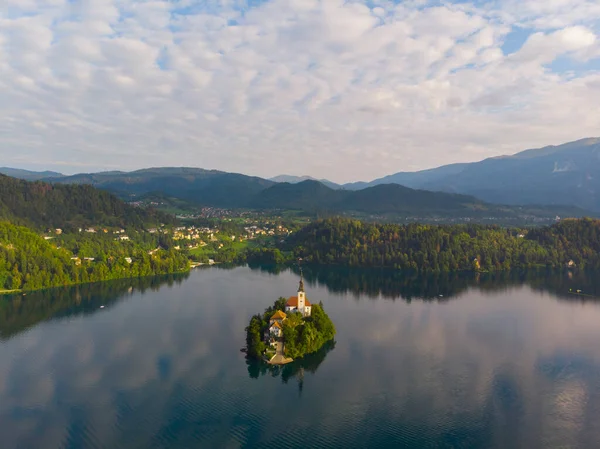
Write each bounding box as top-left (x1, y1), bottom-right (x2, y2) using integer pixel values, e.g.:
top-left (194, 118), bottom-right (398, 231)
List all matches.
top-left (285, 217), bottom-right (600, 272)
top-left (246, 297), bottom-right (336, 360)
top-left (0, 222), bottom-right (189, 292)
top-left (0, 174), bottom-right (172, 230)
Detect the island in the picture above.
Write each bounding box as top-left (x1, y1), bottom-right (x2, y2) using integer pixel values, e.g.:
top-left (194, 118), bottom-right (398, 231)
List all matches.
top-left (245, 273), bottom-right (336, 364)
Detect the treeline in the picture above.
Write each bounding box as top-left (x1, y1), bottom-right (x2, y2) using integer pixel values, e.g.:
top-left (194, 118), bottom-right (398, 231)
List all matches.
top-left (285, 217), bottom-right (600, 272)
top-left (0, 222), bottom-right (189, 292)
top-left (0, 174), bottom-right (173, 230)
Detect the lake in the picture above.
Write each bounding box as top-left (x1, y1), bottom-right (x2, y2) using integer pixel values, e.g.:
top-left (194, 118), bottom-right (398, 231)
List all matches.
top-left (2, 266), bottom-right (600, 448)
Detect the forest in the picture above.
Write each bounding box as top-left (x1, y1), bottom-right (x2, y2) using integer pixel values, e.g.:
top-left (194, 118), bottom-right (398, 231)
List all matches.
top-left (284, 217), bottom-right (600, 272)
top-left (0, 222), bottom-right (189, 292)
top-left (0, 174), bottom-right (173, 230)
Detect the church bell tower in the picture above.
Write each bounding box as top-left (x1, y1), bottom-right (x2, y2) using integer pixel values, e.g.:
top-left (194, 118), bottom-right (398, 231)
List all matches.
top-left (297, 270), bottom-right (306, 314)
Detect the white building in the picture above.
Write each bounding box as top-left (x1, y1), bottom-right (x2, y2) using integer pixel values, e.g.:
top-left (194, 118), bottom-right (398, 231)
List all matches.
top-left (285, 275), bottom-right (312, 317)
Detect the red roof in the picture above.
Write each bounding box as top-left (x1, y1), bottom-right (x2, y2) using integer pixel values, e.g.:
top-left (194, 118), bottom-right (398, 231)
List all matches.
top-left (286, 296), bottom-right (311, 307)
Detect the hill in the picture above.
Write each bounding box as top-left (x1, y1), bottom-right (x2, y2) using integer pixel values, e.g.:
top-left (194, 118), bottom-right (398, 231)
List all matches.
top-left (252, 180), bottom-right (589, 220)
top-left (0, 174), bottom-right (172, 230)
top-left (49, 167), bottom-right (275, 207)
top-left (0, 222), bottom-right (188, 292)
top-left (285, 217), bottom-right (600, 271)
top-left (270, 174), bottom-right (340, 190)
top-left (252, 180), bottom-right (346, 210)
top-left (350, 138), bottom-right (600, 211)
top-left (0, 167), bottom-right (64, 181)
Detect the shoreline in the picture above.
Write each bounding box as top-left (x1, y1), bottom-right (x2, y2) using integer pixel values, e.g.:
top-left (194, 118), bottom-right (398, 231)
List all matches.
top-left (0, 269), bottom-right (190, 296)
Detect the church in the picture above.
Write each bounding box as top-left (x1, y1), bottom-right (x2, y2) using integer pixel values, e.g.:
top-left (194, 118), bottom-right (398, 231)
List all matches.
top-left (268, 274), bottom-right (312, 342)
top-left (285, 274), bottom-right (312, 317)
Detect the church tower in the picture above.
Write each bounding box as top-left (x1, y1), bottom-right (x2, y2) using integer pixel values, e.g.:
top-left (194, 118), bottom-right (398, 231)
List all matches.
top-left (297, 270), bottom-right (306, 315)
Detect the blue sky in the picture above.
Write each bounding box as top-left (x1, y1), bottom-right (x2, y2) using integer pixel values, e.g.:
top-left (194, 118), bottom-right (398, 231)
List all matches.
top-left (1, 0), bottom-right (599, 182)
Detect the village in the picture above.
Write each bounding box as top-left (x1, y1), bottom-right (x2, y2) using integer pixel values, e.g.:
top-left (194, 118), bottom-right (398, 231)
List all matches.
top-left (41, 217), bottom-right (295, 269)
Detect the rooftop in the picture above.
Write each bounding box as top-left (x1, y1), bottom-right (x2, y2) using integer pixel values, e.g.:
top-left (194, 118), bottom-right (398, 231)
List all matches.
top-left (270, 310), bottom-right (287, 321)
top-left (286, 296), bottom-right (312, 307)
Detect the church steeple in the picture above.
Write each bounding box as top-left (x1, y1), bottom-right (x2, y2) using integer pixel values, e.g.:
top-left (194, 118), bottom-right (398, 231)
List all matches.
top-left (298, 269), bottom-right (305, 293)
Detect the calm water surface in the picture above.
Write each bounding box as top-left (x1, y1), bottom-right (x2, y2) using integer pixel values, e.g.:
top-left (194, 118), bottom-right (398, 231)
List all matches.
top-left (2, 267), bottom-right (600, 448)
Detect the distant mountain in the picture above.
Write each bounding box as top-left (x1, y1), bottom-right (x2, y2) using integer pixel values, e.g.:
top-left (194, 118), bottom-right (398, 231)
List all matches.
top-left (48, 167), bottom-right (275, 208)
top-left (351, 138), bottom-right (600, 211)
top-left (270, 174), bottom-right (340, 190)
top-left (0, 174), bottom-right (171, 229)
top-left (0, 167), bottom-right (64, 181)
top-left (251, 180), bottom-right (588, 219)
top-left (344, 163), bottom-right (468, 191)
top-left (254, 180), bottom-right (345, 210)
top-left (37, 165), bottom-right (592, 219)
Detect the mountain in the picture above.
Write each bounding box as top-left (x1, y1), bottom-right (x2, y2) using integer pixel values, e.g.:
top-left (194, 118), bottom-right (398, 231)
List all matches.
top-left (0, 174), bottom-right (171, 229)
top-left (251, 180), bottom-right (588, 219)
top-left (253, 180), bottom-right (346, 210)
top-left (343, 163), bottom-right (469, 191)
top-left (0, 167), bottom-right (64, 181)
top-left (270, 174), bottom-right (340, 190)
top-left (337, 184), bottom-right (482, 214)
top-left (49, 167), bottom-right (275, 208)
top-left (351, 138), bottom-right (600, 211)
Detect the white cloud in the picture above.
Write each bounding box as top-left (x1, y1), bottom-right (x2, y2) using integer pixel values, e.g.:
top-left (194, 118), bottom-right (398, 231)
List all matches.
top-left (0, 0), bottom-right (599, 182)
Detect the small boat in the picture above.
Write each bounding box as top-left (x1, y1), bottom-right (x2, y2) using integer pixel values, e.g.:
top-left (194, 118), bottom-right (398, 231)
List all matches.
top-left (100, 305), bottom-right (105, 309)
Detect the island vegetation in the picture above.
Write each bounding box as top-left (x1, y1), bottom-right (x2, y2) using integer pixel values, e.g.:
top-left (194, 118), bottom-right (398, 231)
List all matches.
top-left (245, 297), bottom-right (336, 362)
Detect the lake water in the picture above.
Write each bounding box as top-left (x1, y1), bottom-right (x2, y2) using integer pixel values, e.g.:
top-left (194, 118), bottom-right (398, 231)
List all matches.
top-left (2, 267), bottom-right (600, 448)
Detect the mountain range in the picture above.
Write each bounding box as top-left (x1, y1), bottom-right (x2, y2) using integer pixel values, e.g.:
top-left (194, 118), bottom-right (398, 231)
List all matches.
top-left (1, 137), bottom-right (598, 214)
top-left (343, 138), bottom-right (600, 212)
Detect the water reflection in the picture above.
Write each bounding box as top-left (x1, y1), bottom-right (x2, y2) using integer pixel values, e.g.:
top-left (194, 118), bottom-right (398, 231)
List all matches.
top-left (2, 267), bottom-right (600, 448)
top-left (248, 264), bottom-right (600, 303)
top-left (0, 273), bottom-right (189, 340)
top-left (246, 341), bottom-right (336, 394)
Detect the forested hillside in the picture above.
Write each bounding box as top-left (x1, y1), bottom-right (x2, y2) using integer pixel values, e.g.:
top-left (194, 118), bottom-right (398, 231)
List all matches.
top-left (286, 218), bottom-right (600, 271)
top-left (0, 174), bottom-right (172, 229)
top-left (0, 222), bottom-right (189, 292)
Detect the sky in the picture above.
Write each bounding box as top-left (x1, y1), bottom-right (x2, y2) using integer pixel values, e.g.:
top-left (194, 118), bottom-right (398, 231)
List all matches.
top-left (1, 0), bottom-right (600, 183)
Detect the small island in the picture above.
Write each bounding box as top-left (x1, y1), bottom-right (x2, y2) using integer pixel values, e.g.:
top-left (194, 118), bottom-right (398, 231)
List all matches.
top-left (245, 273), bottom-right (336, 364)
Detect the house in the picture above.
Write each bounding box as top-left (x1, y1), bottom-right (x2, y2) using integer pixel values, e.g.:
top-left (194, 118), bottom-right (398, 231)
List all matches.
top-left (118, 235), bottom-right (130, 241)
top-left (270, 310), bottom-right (287, 325)
top-left (124, 257), bottom-right (133, 264)
top-left (269, 320), bottom-right (283, 338)
top-left (268, 310), bottom-right (287, 340)
top-left (285, 274), bottom-right (312, 317)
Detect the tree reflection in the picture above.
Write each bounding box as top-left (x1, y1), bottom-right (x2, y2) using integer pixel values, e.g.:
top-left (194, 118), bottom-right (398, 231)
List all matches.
top-left (0, 273), bottom-right (190, 340)
top-left (246, 340), bottom-right (336, 394)
top-left (245, 264), bottom-right (600, 303)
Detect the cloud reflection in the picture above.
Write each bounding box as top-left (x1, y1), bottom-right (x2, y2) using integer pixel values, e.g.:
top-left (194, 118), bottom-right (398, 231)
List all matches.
top-left (1, 267), bottom-right (600, 447)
